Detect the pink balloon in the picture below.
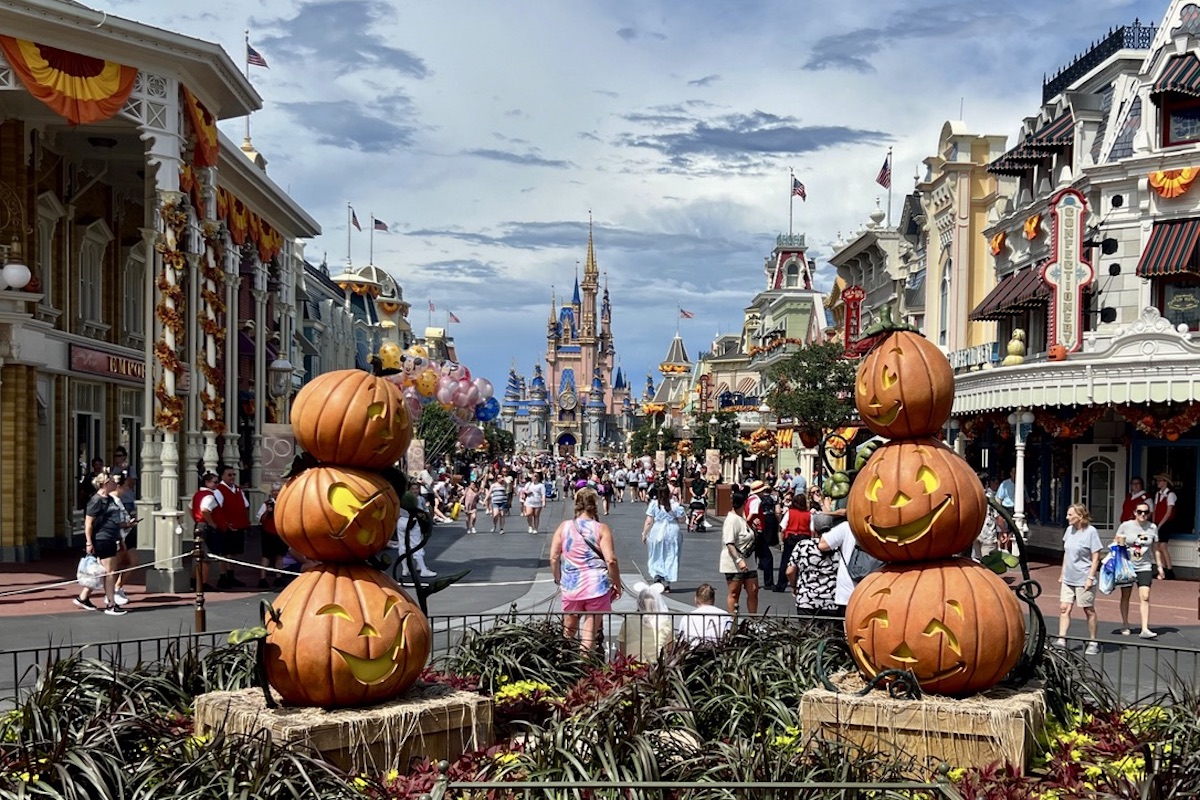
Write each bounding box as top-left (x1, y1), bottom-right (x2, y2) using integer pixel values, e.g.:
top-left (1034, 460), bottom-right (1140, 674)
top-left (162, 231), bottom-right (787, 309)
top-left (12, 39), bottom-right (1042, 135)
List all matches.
top-left (474, 378), bottom-right (494, 401)
top-left (402, 392), bottom-right (422, 422)
top-left (437, 384), bottom-right (456, 405)
top-left (458, 426), bottom-right (485, 448)
top-left (452, 406), bottom-right (475, 425)
top-left (452, 387), bottom-right (474, 408)
top-left (459, 366), bottom-right (472, 381)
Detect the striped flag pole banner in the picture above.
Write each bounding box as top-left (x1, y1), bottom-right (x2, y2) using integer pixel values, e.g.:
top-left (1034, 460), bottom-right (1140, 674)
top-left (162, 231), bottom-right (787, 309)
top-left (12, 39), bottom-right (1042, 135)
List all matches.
top-left (679, 308), bottom-right (695, 319)
top-left (788, 167), bottom-right (806, 236)
top-left (876, 147), bottom-right (893, 227)
top-left (449, 311), bottom-right (461, 324)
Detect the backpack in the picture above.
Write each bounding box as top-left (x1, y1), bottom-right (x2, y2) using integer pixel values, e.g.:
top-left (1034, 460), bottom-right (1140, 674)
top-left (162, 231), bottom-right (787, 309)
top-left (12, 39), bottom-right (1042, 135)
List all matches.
top-left (759, 495), bottom-right (780, 547)
top-left (846, 544), bottom-right (884, 584)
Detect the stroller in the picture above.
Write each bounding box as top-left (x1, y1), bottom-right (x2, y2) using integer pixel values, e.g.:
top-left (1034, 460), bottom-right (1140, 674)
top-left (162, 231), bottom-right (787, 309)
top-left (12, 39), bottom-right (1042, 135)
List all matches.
top-left (544, 479), bottom-right (558, 501)
top-left (688, 498), bottom-right (708, 531)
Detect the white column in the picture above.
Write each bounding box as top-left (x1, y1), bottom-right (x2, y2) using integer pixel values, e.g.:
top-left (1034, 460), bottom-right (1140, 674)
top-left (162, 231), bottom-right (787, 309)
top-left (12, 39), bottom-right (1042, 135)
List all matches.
top-left (1009, 409), bottom-right (1034, 535)
top-left (252, 285), bottom-right (268, 490)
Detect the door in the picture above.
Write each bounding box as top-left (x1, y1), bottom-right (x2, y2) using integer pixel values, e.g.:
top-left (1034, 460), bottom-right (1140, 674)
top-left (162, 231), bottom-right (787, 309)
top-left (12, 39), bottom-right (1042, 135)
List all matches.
top-left (36, 377), bottom-right (55, 543)
top-left (1072, 444), bottom-right (1126, 536)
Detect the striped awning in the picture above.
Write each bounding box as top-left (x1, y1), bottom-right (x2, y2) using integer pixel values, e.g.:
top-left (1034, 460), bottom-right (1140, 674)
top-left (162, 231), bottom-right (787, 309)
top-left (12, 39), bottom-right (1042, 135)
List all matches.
top-left (969, 266), bottom-right (1051, 321)
top-left (1135, 218), bottom-right (1200, 277)
top-left (987, 113), bottom-right (1073, 175)
top-left (1152, 54), bottom-right (1200, 102)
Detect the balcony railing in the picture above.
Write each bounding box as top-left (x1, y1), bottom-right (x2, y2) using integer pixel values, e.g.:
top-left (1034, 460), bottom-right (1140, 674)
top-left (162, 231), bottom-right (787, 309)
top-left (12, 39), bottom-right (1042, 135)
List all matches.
top-left (1043, 20), bottom-right (1157, 102)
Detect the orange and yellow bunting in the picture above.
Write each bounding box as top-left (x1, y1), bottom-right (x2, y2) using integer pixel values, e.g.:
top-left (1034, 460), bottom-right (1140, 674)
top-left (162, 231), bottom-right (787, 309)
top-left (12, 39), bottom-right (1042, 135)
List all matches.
top-left (989, 231), bottom-right (1006, 256)
top-left (181, 87), bottom-right (219, 168)
top-left (1023, 213), bottom-right (1041, 240)
top-left (0, 36), bottom-right (137, 125)
top-left (216, 187), bottom-right (284, 263)
top-left (1149, 167), bottom-right (1200, 199)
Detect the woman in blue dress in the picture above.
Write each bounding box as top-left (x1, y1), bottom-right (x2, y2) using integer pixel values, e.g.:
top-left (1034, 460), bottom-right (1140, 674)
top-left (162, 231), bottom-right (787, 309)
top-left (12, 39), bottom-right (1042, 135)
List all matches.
top-left (641, 483), bottom-right (685, 592)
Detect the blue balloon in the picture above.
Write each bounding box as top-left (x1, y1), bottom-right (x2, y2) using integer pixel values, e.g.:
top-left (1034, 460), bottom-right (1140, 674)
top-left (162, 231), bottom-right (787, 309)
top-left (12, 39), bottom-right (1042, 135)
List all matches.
top-left (475, 396), bottom-right (500, 422)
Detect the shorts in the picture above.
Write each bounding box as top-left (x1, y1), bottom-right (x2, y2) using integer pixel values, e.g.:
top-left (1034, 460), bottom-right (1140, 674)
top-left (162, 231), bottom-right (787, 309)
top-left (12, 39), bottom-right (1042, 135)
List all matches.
top-left (203, 526), bottom-right (245, 556)
top-left (563, 593), bottom-right (613, 613)
top-left (1060, 583), bottom-right (1096, 607)
top-left (1128, 569), bottom-right (1155, 588)
top-left (725, 570), bottom-right (758, 583)
top-left (492, 501), bottom-right (507, 511)
top-left (92, 536), bottom-right (121, 560)
top-left (1157, 528), bottom-right (1174, 543)
top-left (123, 528), bottom-right (138, 550)
top-left (261, 531), bottom-right (288, 559)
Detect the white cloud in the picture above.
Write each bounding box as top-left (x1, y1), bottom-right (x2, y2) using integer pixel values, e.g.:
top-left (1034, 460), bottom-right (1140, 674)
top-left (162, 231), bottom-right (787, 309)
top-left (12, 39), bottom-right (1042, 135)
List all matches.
top-left (99, 0), bottom-right (1166, 387)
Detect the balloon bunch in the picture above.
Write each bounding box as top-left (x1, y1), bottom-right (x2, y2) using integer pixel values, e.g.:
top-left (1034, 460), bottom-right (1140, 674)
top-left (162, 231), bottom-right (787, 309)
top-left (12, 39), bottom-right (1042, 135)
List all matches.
top-left (376, 343), bottom-right (497, 449)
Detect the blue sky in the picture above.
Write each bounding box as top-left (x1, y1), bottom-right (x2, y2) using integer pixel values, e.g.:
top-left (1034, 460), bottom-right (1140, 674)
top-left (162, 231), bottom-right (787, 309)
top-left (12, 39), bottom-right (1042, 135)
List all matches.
top-left (105, 0), bottom-right (1166, 390)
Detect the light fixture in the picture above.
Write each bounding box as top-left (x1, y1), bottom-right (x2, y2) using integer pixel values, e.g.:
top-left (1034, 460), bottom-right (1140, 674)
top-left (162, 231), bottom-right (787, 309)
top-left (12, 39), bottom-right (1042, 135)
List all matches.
top-left (0, 181), bottom-right (31, 291)
top-left (268, 357), bottom-right (294, 399)
top-left (0, 235), bottom-right (30, 290)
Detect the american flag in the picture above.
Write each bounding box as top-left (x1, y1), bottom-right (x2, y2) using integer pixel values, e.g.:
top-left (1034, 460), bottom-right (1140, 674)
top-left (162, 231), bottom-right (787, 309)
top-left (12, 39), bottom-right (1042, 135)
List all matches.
top-left (875, 153), bottom-right (892, 189)
top-left (350, 209), bottom-right (362, 231)
top-left (448, 311), bottom-right (461, 323)
top-left (373, 218), bottom-right (389, 232)
top-left (791, 177), bottom-right (806, 201)
top-left (679, 309), bottom-right (695, 319)
top-left (428, 300), bottom-right (436, 312)
top-left (246, 43), bottom-right (269, 69)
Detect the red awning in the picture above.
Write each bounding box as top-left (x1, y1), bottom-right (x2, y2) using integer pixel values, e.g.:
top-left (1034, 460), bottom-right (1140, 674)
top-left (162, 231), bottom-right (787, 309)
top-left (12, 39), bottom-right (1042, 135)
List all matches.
top-left (969, 266), bottom-right (1050, 321)
top-left (1152, 54), bottom-right (1200, 102)
top-left (1135, 218), bottom-right (1200, 277)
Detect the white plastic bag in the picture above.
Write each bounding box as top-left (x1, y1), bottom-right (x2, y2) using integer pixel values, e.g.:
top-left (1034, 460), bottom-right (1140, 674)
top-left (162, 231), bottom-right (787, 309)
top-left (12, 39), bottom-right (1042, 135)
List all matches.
top-left (76, 555), bottom-right (106, 590)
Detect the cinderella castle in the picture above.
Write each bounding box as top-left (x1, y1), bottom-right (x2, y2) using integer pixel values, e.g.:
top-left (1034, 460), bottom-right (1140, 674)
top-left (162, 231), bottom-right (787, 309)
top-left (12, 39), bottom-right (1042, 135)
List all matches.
top-left (500, 222), bottom-right (639, 457)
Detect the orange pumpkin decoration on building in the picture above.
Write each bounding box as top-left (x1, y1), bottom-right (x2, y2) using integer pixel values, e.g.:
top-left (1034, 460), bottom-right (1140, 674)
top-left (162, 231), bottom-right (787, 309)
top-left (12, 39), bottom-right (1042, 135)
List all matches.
top-left (855, 330), bottom-right (954, 439)
top-left (847, 438), bottom-right (986, 562)
top-left (844, 559), bottom-right (1025, 697)
top-left (264, 564), bottom-right (431, 708)
top-left (275, 466), bottom-right (400, 562)
top-left (292, 369), bottom-right (412, 469)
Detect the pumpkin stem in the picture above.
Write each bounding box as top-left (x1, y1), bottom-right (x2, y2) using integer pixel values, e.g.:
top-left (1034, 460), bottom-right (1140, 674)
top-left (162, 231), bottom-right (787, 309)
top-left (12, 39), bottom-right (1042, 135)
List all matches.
top-left (861, 302), bottom-right (920, 337)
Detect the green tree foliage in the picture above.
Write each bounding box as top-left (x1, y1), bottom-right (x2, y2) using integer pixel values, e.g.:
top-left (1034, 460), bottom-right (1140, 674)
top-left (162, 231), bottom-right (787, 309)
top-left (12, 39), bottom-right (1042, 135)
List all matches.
top-left (627, 415), bottom-right (677, 457)
top-left (692, 411), bottom-right (745, 463)
top-left (483, 423), bottom-right (515, 460)
top-left (415, 401), bottom-right (459, 461)
top-left (764, 341), bottom-right (857, 434)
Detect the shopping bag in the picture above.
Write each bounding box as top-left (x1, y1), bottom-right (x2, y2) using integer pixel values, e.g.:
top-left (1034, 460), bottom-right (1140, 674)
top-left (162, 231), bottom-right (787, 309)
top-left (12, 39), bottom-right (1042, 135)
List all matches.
top-left (1111, 544), bottom-right (1137, 586)
top-left (1098, 553), bottom-right (1116, 595)
top-left (76, 555), bottom-right (106, 590)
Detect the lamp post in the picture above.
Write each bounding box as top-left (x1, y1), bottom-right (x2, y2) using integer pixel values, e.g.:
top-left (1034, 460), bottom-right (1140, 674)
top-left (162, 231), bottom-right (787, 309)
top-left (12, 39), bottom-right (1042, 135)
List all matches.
top-left (268, 357), bottom-right (294, 422)
top-left (947, 418), bottom-right (962, 455)
top-left (1007, 409), bottom-right (1035, 533)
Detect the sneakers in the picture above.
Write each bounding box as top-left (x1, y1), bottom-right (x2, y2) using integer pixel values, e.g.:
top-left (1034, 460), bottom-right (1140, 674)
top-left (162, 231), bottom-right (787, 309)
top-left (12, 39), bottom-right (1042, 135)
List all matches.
top-left (73, 597), bottom-right (98, 612)
top-left (418, 570), bottom-right (438, 578)
top-left (104, 606), bottom-right (128, 616)
top-left (113, 589), bottom-right (130, 606)
top-left (1084, 642), bottom-right (1101, 655)
top-left (1140, 629), bottom-right (1158, 639)
top-left (1052, 637), bottom-right (1067, 647)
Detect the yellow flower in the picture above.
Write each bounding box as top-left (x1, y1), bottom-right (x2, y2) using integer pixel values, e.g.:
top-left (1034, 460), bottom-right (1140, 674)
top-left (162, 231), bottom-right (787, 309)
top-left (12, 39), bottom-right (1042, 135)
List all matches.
top-left (385, 769), bottom-right (399, 782)
top-left (947, 767), bottom-right (966, 782)
top-left (494, 752), bottom-right (520, 765)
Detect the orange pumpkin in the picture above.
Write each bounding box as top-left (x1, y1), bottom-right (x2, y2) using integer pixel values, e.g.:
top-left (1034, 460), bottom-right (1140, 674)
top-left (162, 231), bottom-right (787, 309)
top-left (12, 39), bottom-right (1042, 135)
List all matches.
top-left (292, 369), bottom-right (412, 469)
top-left (855, 330), bottom-right (954, 438)
top-left (264, 564), bottom-right (431, 708)
top-left (845, 559), bottom-right (1025, 697)
top-left (1047, 343), bottom-right (1068, 361)
top-left (847, 438), bottom-right (985, 562)
top-left (275, 466), bottom-right (400, 561)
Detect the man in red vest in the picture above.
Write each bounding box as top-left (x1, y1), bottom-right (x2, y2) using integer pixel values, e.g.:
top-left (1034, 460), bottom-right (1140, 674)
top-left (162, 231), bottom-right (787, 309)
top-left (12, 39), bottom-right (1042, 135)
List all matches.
top-left (215, 464), bottom-right (250, 589)
top-left (190, 471), bottom-right (221, 591)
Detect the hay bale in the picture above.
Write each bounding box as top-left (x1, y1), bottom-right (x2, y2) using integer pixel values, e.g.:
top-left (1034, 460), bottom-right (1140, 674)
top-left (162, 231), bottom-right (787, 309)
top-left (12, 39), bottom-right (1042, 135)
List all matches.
top-left (800, 674), bottom-right (1046, 776)
top-left (194, 682), bottom-right (493, 773)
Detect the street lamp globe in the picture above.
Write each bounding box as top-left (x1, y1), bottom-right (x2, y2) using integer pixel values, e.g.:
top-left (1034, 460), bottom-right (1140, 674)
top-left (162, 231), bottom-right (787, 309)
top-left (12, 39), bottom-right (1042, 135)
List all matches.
top-left (268, 357), bottom-right (294, 400)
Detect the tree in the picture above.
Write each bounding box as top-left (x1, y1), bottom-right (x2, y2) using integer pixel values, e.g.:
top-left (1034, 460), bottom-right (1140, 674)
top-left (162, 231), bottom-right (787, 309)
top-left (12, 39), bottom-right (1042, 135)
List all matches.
top-left (692, 411), bottom-right (746, 463)
top-left (414, 402), bottom-right (458, 462)
top-left (482, 423), bottom-right (514, 461)
top-left (628, 415), bottom-right (677, 458)
top-left (764, 341), bottom-right (857, 437)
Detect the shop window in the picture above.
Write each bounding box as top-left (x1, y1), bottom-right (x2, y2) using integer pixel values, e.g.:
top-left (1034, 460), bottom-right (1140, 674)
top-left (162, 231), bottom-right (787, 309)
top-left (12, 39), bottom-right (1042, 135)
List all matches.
top-left (120, 388), bottom-right (142, 500)
top-left (36, 192), bottom-right (64, 315)
top-left (1158, 277), bottom-right (1200, 330)
top-left (938, 260), bottom-right (951, 347)
top-left (73, 381), bottom-right (105, 511)
top-left (1161, 96), bottom-right (1200, 148)
top-left (784, 260), bottom-right (800, 288)
top-left (123, 246), bottom-right (146, 343)
top-left (77, 219), bottom-right (113, 336)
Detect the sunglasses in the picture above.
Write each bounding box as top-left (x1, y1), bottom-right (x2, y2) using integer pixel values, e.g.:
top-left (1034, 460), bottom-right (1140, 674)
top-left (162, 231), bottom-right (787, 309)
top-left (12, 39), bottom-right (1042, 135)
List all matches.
top-left (1136, 509), bottom-right (1150, 514)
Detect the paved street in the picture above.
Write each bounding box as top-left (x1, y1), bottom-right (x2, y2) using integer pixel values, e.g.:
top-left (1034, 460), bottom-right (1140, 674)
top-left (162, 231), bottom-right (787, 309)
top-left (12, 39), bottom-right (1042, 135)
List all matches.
top-left (3, 495), bottom-right (1200, 701)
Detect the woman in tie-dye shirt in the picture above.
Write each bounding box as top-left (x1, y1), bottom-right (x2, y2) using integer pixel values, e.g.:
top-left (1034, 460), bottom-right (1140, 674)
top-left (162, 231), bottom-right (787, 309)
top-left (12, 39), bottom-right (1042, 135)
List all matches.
top-left (550, 487), bottom-right (622, 651)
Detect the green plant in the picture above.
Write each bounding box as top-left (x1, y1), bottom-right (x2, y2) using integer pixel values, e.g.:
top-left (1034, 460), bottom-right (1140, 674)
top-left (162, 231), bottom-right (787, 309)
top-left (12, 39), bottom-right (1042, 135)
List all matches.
top-left (764, 341), bottom-right (856, 439)
top-left (442, 617), bottom-right (597, 694)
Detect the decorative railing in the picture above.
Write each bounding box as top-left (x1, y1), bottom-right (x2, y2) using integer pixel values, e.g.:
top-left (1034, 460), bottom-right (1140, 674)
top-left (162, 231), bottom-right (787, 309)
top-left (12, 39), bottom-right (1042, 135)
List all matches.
top-left (1043, 20), bottom-right (1157, 102)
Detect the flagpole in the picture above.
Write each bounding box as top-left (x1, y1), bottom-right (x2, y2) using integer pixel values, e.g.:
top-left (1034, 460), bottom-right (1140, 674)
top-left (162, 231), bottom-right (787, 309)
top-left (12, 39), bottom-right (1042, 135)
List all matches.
top-left (346, 203), bottom-right (352, 266)
top-left (244, 30), bottom-right (251, 142)
top-left (886, 147), bottom-right (893, 228)
top-left (369, 214), bottom-right (374, 265)
top-left (788, 167), bottom-right (794, 237)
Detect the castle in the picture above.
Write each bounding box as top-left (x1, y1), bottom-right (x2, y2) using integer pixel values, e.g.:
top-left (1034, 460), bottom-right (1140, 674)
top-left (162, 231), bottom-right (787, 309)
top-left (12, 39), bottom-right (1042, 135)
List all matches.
top-left (500, 222), bottom-right (637, 456)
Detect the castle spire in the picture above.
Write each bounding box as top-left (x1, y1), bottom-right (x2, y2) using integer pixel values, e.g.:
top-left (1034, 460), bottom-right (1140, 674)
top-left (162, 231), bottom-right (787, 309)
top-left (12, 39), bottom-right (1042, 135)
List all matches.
top-left (572, 261), bottom-right (582, 306)
top-left (585, 210), bottom-right (598, 278)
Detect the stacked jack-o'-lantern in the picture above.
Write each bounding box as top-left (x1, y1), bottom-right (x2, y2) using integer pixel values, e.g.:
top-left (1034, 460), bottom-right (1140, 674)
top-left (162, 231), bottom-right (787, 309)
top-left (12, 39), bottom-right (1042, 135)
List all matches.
top-left (263, 368), bottom-right (431, 709)
top-left (846, 330), bottom-right (1025, 696)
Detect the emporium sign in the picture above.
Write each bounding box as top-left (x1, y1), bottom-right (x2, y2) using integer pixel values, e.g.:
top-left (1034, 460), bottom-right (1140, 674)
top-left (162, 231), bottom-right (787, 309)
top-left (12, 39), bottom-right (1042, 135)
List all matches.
top-left (1041, 188), bottom-right (1094, 353)
top-left (69, 344), bottom-right (190, 390)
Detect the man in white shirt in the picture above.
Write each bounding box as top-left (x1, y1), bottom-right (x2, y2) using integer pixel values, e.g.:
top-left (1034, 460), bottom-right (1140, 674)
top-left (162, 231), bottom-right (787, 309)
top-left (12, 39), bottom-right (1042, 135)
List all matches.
top-left (677, 583), bottom-right (732, 644)
top-left (817, 520), bottom-right (860, 613)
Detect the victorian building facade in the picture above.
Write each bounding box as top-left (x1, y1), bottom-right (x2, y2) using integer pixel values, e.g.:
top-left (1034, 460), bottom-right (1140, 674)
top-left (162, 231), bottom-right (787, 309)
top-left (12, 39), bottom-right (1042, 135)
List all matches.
top-left (0, 2), bottom-right (344, 586)
top-left (501, 223), bottom-right (634, 456)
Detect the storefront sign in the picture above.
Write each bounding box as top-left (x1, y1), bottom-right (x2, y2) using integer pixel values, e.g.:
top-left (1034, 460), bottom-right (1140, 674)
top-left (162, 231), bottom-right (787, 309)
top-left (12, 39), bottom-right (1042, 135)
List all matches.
top-left (1042, 189), bottom-right (1094, 354)
top-left (261, 423), bottom-right (295, 492)
top-left (70, 345), bottom-right (145, 384)
top-left (843, 285), bottom-right (865, 344)
top-left (948, 342), bottom-right (999, 369)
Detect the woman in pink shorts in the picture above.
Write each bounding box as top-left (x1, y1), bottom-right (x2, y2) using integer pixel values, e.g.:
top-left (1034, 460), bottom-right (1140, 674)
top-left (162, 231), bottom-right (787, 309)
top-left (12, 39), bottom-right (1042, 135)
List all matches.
top-left (550, 487), bottom-right (622, 651)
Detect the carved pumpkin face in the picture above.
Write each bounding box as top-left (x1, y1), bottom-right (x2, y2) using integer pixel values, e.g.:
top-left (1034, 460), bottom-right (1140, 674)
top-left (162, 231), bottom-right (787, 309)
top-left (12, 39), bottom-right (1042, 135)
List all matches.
top-left (275, 466), bottom-right (400, 561)
top-left (848, 438), bottom-right (985, 562)
top-left (845, 559), bottom-right (1025, 697)
top-left (855, 330), bottom-right (954, 438)
top-left (291, 369), bottom-right (412, 470)
top-left (265, 564), bottom-right (431, 708)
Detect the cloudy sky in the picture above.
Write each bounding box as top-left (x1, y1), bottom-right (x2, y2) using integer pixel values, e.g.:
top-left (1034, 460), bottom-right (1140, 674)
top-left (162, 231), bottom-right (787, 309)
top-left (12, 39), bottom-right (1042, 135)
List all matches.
top-left (106, 0), bottom-right (1166, 390)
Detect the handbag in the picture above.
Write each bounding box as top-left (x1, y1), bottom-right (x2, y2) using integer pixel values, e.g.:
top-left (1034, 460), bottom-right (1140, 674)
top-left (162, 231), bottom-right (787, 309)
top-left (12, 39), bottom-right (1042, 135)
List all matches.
top-left (77, 554), bottom-right (106, 590)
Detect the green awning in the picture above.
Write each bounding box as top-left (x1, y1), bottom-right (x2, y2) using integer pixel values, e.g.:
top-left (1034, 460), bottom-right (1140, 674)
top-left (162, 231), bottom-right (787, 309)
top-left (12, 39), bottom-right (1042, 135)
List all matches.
top-left (1135, 218), bottom-right (1200, 277)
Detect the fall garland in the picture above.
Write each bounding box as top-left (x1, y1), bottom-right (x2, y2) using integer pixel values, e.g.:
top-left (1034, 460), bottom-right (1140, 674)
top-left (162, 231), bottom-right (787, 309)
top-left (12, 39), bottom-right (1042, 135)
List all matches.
top-left (152, 200), bottom-right (188, 432)
top-left (956, 404), bottom-right (1200, 443)
top-left (1114, 403), bottom-right (1200, 442)
top-left (748, 337), bottom-right (806, 357)
top-left (199, 223), bottom-right (227, 435)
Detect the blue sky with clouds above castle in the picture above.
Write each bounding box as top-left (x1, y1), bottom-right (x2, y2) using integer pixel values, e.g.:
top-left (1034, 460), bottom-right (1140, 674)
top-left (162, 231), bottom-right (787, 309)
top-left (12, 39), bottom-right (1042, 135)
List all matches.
top-left (105, 0), bottom-right (1166, 387)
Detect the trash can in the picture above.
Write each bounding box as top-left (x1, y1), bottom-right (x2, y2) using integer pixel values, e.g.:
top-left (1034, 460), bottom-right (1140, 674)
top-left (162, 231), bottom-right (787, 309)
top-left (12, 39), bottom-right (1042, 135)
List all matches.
top-left (715, 484), bottom-right (732, 517)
